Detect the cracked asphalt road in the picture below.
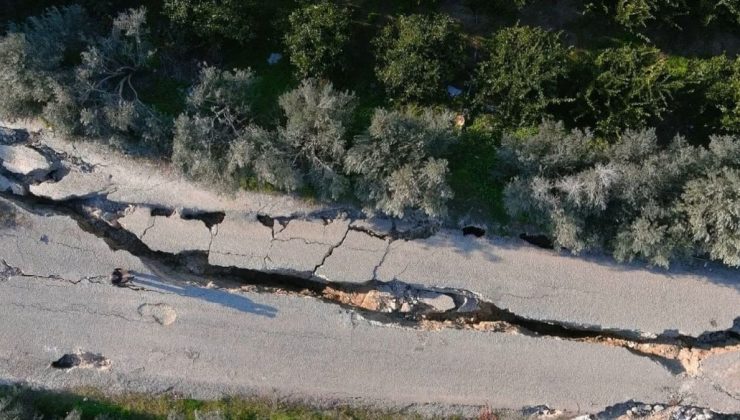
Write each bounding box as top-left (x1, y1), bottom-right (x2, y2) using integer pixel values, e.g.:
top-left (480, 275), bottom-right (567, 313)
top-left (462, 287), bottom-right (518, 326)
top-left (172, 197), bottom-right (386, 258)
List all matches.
top-left (1, 125), bottom-right (739, 415)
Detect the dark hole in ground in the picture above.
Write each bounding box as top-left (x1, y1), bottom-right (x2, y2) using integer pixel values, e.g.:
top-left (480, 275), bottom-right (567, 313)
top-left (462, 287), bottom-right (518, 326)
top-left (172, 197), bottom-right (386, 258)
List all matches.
top-left (257, 214), bottom-right (274, 228)
top-left (51, 353), bottom-right (82, 369)
top-left (462, 226), bottom-right (485, 237)
top-left (182, 211), bottom-right (225, 229)
top-left (150, 207), bottom-right (174, 217)
top-left (519, 233), bottom-right (553, 249)
top-left (51, 352), bottom-right (109, 369)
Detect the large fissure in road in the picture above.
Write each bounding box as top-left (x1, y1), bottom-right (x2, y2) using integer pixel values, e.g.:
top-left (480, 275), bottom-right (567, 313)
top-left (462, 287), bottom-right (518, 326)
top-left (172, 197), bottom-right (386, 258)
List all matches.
top-left (2, 190), bottom-right (739, 376)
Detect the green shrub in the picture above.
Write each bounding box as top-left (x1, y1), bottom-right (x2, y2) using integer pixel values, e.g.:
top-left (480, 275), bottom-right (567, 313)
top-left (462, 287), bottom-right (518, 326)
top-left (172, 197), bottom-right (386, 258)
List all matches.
top-left (229, 79), bottom-right (356, 198)
top-left (374, 14), bottom-right (465, 102)
top-left (473, 25), bottom-right (569, 128)
top-left (582, 45), bottom-right (681, 138)
top-left (71, 7), bottom-right (171, 150)
top-left (681, 167), bottom-right (740, 266)
top-left (284, 2), bottom-right (350, 79)
top-left (163, 0), bottom-right (259, 43)
top-left (502, 121), bottom-right (707, 266)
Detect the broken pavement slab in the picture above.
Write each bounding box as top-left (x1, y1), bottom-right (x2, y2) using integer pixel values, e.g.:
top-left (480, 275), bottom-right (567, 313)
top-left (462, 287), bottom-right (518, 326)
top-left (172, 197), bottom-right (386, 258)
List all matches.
top-left (314, 230), bottom-right (390, 283)
top-left (0, 144), bottom-right (56, 181)
top-left (375, 231), bottom-right (740, 338)
top-left (3, 274), bottom-right (732, 414)
top-left (118, 206), bottom-right (212, 254)
top-left (29, 166), bottom-right (113, 201)
top-left (265, 218), bottom-right (351, 275)
top-left (208, 213), bottom-right (274, 271)
top-left (0, 197), bottom-right (150, 281)
top-left (700, 351), bottom-right (740, 404)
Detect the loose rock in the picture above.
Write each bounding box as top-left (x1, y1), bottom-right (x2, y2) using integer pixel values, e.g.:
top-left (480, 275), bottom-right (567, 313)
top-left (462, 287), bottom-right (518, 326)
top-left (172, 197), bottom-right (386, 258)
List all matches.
top-left (418, 291), bottom-right (456, 312)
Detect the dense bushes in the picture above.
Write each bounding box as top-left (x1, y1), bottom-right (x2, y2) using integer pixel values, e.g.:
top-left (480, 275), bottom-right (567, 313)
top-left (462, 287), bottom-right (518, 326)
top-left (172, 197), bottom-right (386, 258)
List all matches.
top-left (346, 108), bottom-right (457, 218)
top-left (581, 45), bottom-right (680, 137)
top-left (587, 0), bottom-right (740, 35)
top-left (4, 2), bottom-right (740, 268)
top-left (284, 2), bottom-right (350, 79)
top-left (374, 14), bottom-right (465, 102)
top-left (172, 66), bottom-right (257, 180)
top-left (0, 6), bottom-right (170, 150)
top-left (71, 7), bottom-right (171, 149)
top-left (502, 120), bottom-right (740, 267)
top-left (0, 5), bottom-right (88, 120)
top-left (163, 0), bottom-right (259, 43)
top-left (473, 26), bottom-right (569, 128)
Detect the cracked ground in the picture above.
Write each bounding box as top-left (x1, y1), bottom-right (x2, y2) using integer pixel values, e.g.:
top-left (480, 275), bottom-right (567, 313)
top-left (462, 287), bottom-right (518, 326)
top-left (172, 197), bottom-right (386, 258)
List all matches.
top-left (0, 126), bottom-right (739, 417)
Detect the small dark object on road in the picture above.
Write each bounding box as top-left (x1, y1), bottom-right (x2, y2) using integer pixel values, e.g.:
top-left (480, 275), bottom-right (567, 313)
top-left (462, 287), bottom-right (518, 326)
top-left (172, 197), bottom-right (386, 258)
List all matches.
top-left (51, 352), bottom-right (110, 369)
top-left (110, 268), bottom-right (133, 287)
top-left (51, 353), bottom-right (81, 369)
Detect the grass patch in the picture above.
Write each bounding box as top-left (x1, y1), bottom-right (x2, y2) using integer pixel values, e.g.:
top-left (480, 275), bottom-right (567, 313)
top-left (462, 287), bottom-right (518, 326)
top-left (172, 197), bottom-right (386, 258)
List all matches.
top-left (0, 386), bottom-right (520, 420)
top-left (446, 126), bottom-right (507, 224)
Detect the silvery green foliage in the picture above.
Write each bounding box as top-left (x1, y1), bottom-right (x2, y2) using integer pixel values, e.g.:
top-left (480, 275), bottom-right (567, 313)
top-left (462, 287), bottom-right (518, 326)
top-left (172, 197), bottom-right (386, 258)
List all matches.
top-left (227, 125), bottom-right (300, 191)
top-left (680, 136), bottom-right (740, 267)
top-left (224, 79), bottom-right (355, 196)
top-left (503, 121), bottom-right (710, 267)
top-left (345, 108), bottom-right (457, 218)
top-left (172, 65), bottom-right (257, 181)
top-left (73, 7), bottom-right (170, 150)
top-left (278, 79), bottom-right (356, 199)
top-left (0, 5), bottom-right (88, 120)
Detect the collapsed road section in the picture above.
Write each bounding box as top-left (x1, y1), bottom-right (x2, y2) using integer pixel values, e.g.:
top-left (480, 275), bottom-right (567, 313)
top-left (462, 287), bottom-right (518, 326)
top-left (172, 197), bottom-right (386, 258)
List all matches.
top-left (1, 125), bottom-right (739, 414)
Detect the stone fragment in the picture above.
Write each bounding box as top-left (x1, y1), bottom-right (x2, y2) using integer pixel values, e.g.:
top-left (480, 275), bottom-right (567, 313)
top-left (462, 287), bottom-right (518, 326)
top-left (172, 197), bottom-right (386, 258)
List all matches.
top-left (350, 218), bottom-right (393, 237)
top-left (417, 291), bottom-right (456, 312)
top-left (0, 144), bottom-right (55, 180)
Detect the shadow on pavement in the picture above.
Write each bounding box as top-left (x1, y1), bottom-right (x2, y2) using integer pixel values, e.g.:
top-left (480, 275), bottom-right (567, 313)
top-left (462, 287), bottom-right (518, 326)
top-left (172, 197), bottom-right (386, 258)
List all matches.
top-left (131, 272), bottom-right (279, 318)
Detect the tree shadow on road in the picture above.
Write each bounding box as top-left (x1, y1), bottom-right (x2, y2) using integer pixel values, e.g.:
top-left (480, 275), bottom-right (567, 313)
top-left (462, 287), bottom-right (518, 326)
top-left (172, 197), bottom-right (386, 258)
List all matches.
top-left (130, 271), bottom-right (279, 318)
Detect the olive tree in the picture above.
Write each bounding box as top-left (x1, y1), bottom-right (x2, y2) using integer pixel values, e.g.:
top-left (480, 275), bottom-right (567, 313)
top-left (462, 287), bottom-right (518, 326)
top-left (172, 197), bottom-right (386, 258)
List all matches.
top-left (374, 14), bottom-right (465, 102)
top-left (345, 108), bottom-right (458, 218)
top-left (502, 121), bottom-right (705, 266)
top-left (284, 2), bottom-right (350, 79)
top-left (680, 135), bottom-right (740, 266)
top-left (0, 5), bottom-right (89, 120)
top-left (228, 79), bottom-right (356, 198)
top-left (473, 25), bottom-right (569, 128)
top-left (681, 168), bottom-right (740, 266)
top-left (277, 79), bottom-right (356, 199)
top-left (172, 65), bottom-right (257, 180)
top-left (70, 7), bottom-right (170, 149)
